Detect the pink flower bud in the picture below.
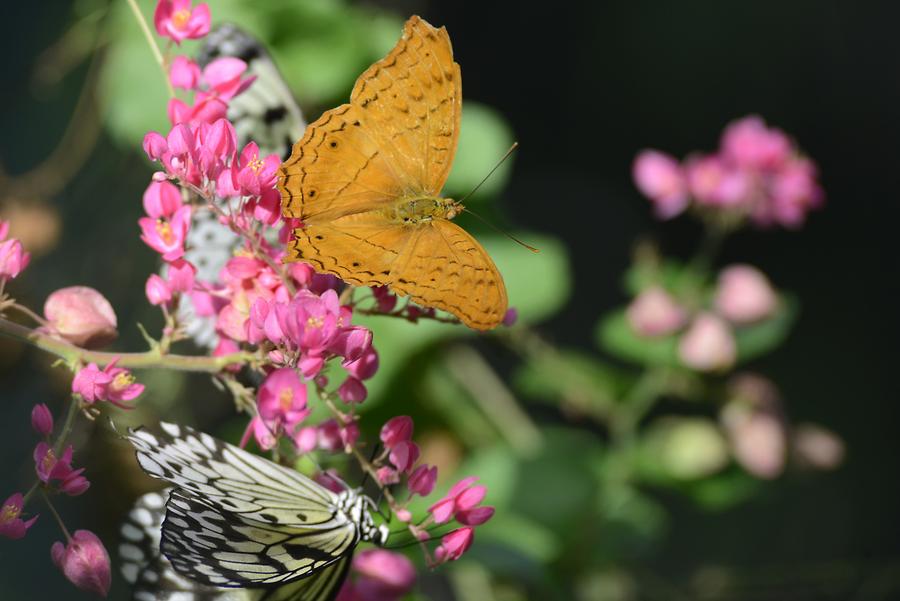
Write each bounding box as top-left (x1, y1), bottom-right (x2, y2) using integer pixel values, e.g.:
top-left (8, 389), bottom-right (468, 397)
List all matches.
top-left (720, 115), bottom-right (791, 170)
top-left (395, 508), bottom-right (412, 522)
top-left (626, 286), bottom-right (687, 337)
top-left (337, 377), bottom-right (367, 403)
top-left (380, 416), bottom-right (414, 449)
top-left (633, 150), bottom-right (689, 218)
top-left (721, 399), bottom-right (786, 479)
top-left (352, 549), bottom-right (416, 598)
top-left (714, 264), bottom-right (778, 324)
top-left (51, 529), bottom-right (111, 597)
top-left (169, 55), bottom-right (201, 89)
top-left (344, 347), bottom-right (378, 380)
top-left (678, 313), bottom-right (736, 372)
top-left (0, 238), bottom-right (30, 279)
top-left (44, 286), bottom-right (118, 349)
top-left (434, 528), bottom-right (474, 564)
top-left (166, 258), bottom-right (196, 293)
top-left (142, 132), bottom-right (167, 160)
top-left (292, 426), bottom-right (318, 453)
top-left (502, 307), bottom-right (518, 327)
top-left (685, 155), bottom-right (750, 207)
top-left (388, 441), bottom-right (420, 474)
top-left (456, 505), bottom-right (495, 526)
top-left (377, 467), bottom-right (399, 485)
top-left (145, 274), bottom-right (172, 306)
top-left (407, 464), bottom-right (437, 497)
top-left (142, 180), bottom-right (182, 219)
top-left (318, 419), bottom-right (343, 452)
top-left (455, 485), bottom-right (487, 511)
top-left (31, 404), bottom-right (53, 436)
top-left (793, 423), bottom-right (845, 471)
top-left (0, 493), bottom-right (38, 539)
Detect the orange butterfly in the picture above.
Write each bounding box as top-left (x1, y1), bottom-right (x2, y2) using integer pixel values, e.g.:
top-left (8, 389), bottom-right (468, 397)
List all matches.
top-left (278, 15), bottom-right (508, 330)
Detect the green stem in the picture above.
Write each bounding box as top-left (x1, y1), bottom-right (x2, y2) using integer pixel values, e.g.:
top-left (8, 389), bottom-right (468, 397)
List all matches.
top-left (41, 490), bottom-right (72, 541)
top-left (0, 317), bottom-right (253, 372)
top-left (612, 368), bottom-right (667, 446)
top-left (686, 222), bottom-right (728, 281)
top-left (124, 0), bottom-right (175, 98)
top-left (53, 395), bottom-right (82, 456)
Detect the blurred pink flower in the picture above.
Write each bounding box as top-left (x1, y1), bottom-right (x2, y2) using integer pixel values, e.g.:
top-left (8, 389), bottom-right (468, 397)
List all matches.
top-left (44, 286), bottom-right (118, 349)
top-left (793, 423), bottom-right (845, 470)
top-left (388, 441), bottom-right (420, 474)
top-left (434, 527), bottom-right (474, 564)
top-left (678, 313), bottom-right (737, 372)
top-left (626, 286), bottom-right (687, 337)
top-left (145, 274), bottom-right (172, 306)
top-left (154, 0), bottom-right (210, 44)
top-left (429, 477), bottom-right (489, 525)
top-left (685, 154), bottom-right (750, 207)
top-left (338, 377), bottom-right (367, 403)
top-left (0, 493), bottom-right (38, 539)
top-left (720, 115), bottom-right (791, 170)
top-left (0, 237), bottom-right (30, 279)
top-left (714, 264), bottom-right (778, 324)
top-left (31, 403), bottom-right (53, 436)
top-left (169, 55), bottom-right (201, 90)
top-left (200, 57), bottom-right (255, 104)
top-left (633, 150), bottom-right (689, 218)
top-left (407, 464), bottom-right (437, 497)
top-left (165, 258), bottom-right (196, 294)
top-left (51, 529), bottom-right (111, 597)
top-left (142, 180), bottom-right (182, 219)
top-left (380, 416), bottom-right (414, 449)
top-left (341, 549), bottom-right (416, 601)
top-left (721, 401), bottom-right (786, 479)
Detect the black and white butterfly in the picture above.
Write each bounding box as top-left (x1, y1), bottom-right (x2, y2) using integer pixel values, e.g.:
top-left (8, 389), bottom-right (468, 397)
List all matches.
top-left (180, 24), bottom-right (307, 348)
top-left (122, 423), bottom-right (387, 600)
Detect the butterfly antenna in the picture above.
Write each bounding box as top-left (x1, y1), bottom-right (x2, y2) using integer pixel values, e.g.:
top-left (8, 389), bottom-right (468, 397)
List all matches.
top-left (457, 142), bottom-right (519, 206)
top-left (462, 207), bottom-right (540, 253)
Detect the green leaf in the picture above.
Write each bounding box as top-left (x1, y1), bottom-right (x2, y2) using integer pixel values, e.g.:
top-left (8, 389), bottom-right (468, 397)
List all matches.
top-left (733, 294), bottom-right (798, 361)
top-left (681, 465), bottom-right (763, 510)
top-left (637, 417), bottom-right (729, 481)
top-left (444, 102), bottom-right (516, 202)
top-left (596, 309), bottom-right (680, 367)
top-left (513, 350), bottom-right (622, 418)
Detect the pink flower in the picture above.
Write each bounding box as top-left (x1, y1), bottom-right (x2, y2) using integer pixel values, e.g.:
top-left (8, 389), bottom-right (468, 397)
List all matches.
top-left (793, 423), bottom-right (845, 470)
top-left (166, 258), bottom-right (196, 293)
top-left (380, 416), bottom-right (413, 449)
top-left (257, 368), bottom-right (309, 434)
top-left (372, 286), bottom-right (397, 313)
top-left (388, 441), bottom-right (420, 474)
top-left (0, 239), bottom-right (30, 279)
top-left (456, 505), bottom-right (495, 526)
top-left (633, 150), bottom-right (689, 218)
top-left (720, 115), bottom-right (791, 170)
top-left (338, 377), bottom-right (367, 403)
top-left (765, 156), bottom-right (824, 228)
top-left (434, 528), bottom-right (474, 564)
top-left (502, 307), bottom-right (518, 327)
top-left (33, 443), bottom-right (90, 496)
top-left (51, 529), bottom-right (111, 597)
top-left (142, 132), bottom-right (167, 161)
top-left (168, 96), bottom-right (228, 127)
top-left (232, 142), bottom-right (281, 197)
top-left (44, 286), bottom-right (118, 349)
top-left (142, 180), bottom-right (182, 219)
top-left (169, 55), bottom-right (201, 90)
top-left (407, 464), bottom-right (437, 497)
top-left (31, 403), bottom-right (53, 436)
top-left (71, 360), bottom-right (144, 407)
top-left (317, 418), bottom-right (358, 452)
top-left (714, 264), bottom-right (778, 324)
top-left (344, 346), bottom-right (378, 380)
top-left (154, 0), bottom-right (210, 44)
top-left (626, 286), bottom-right (687, 337)
top-left (292, 426), bottom-right (318, 453)
top-left (145, 274), bottom-right (172, 306)
top-left (348, 549), bottom-right (416, 601)
top-left (678, 313), bottom-right (737, 372)
top-left (685, 155), bottom-right (750, 207)
top-left (0, 493), bottom-right (38, 539)
top-left (428, 477), bottom-right (488, 525)
top-left (722, 403), bottom-right (786, 479)
top-left (196, 118), bottom-right (237, 181)
top-left (200, 58), bottom-right (255, 103)
top-left (139, 204), bottom-right (191, 261)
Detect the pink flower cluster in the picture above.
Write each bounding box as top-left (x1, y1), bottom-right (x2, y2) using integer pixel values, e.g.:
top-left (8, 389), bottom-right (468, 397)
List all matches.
top-left (626, 264), bottom-right (779, 372)
top-left (337, 549), bottom-right (416, 601)
top-left (0, 220), bottom-right (30, 280)
top-left (34, 443), bottom-right (89, 496)
top-left (633, 115), bottom-right (823, 228)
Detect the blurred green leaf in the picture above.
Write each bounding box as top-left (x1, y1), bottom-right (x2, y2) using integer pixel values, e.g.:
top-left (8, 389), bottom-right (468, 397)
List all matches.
top-left (444, 102), bottom-right (516, 202)
top-left (733, 295), bottom-right (798, 361)
top-left (596, 309), bottom-right (679, 367)
top-left (597, 484), bottom-right (668, 557)
top-left (480, 512), bottom-right (562, 564)
top-left (681, 465), bottom-right (763, 510)
top-left (637, 417), bottom-right (729, 481)
top-left (513, 350), bottom-right (622, 418)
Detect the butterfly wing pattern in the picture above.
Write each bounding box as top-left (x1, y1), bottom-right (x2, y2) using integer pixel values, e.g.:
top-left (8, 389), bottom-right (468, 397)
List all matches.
top-left (279, 16), bottom-right (508, 330)
top-left (124, 423), bottom-right (386, 597)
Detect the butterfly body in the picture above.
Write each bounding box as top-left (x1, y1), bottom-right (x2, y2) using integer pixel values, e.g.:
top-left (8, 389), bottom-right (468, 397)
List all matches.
top-left (279, 16), bottom-right (508, 330)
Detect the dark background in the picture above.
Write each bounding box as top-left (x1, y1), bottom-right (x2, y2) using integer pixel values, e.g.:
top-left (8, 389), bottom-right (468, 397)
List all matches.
top-left (2, 0), bottom-right (899, 599)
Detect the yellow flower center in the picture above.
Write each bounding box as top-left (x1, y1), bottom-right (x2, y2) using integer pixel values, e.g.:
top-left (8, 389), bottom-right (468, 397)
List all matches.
top-left (112, 372), bottom-right (134, 392)
top-left (155, 219), bottom-right (175, 245)
top-left (172, 9), bottom-right (192, 29)
top-left (41, 449), bottom-right (56, 473)
top-left (1, 503), bottom-right (19, 524)
top-left (249, 157), bottom-right (265, 175)
top-left (278, 388), bottom-right (294, 412)
top-left (307, 316), bottom-right (324, 329)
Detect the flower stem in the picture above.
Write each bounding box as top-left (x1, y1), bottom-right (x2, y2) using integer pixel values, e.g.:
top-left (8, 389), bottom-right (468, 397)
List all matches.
top-left (54, 395), bottom-right (82, 456)
top-left (0, 317), bottom-right (253, 372)
top-left (125, 0), bottom-right (175, 98)
top-left (41, 490), bottom-right (71, 541)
